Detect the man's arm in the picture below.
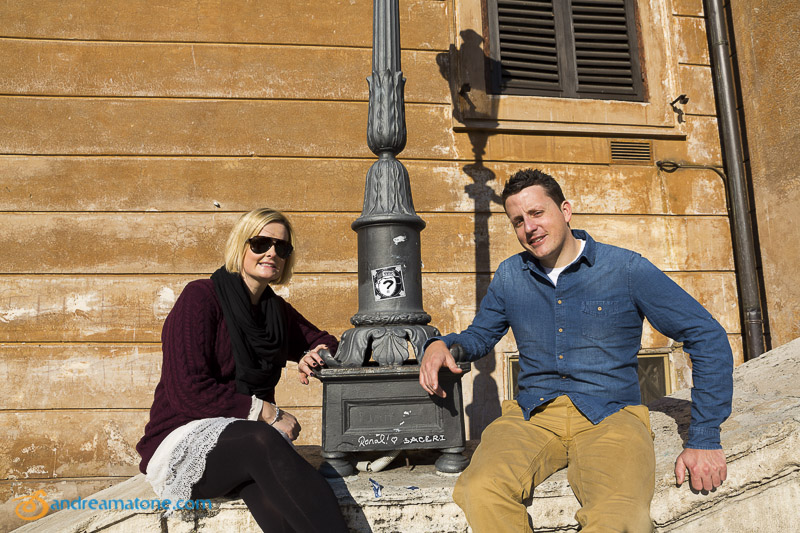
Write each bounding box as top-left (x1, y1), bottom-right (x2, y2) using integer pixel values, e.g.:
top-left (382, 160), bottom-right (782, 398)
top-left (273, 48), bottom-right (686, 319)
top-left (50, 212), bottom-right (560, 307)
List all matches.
top-left (629, 254), bottom-right (733, 490)
top-left (419, 264), bottom-right (511, 397)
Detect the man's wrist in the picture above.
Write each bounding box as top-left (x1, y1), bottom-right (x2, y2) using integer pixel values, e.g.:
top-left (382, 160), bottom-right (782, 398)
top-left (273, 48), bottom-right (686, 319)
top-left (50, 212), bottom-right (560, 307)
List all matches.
top-left (423, 337), bottom-right (447, 352)
top-left (686, 426), bottom-right (722, 450)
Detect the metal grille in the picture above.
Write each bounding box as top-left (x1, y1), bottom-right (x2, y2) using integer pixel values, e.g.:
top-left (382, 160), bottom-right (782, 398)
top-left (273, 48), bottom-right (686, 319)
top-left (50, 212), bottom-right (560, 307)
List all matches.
top-left (572, 0), bottom-right (637, 96)
top-left (638, 354), bottom-right (669, 404)
top-left (609, 140), bottom-right (653, 163)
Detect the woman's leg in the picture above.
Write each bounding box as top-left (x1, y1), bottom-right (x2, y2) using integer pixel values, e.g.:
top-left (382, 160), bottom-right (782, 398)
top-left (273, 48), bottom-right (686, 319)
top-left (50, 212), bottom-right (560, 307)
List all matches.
top-left (237, 481), bottom-right (294, 533)
top-left (192, 420), bottom-right (348, 533)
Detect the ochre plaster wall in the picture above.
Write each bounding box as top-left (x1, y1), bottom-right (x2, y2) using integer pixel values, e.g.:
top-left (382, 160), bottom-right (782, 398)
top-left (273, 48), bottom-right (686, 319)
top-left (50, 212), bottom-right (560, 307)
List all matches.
top-left (730, 0), bottom-right (800, 348)
top-left (0, 0), bottom-right (738, 529)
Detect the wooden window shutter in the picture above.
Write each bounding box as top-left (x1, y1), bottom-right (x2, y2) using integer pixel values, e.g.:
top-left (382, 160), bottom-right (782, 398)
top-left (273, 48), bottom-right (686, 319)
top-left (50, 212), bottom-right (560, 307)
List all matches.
top-left (488, 1), bottom-right (562, 94)
top-left (488, 0), bottom-right (644, 101)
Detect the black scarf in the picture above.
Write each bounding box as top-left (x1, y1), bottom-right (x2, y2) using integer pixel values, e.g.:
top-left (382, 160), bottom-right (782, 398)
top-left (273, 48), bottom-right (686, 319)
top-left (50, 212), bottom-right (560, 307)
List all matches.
top-left (211, 266), bottom-right (287, 400)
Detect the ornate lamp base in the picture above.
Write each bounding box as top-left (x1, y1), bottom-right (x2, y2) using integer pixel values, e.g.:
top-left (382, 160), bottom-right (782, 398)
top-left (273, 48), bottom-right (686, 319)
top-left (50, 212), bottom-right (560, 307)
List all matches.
top-left (319, 450), bottom-right (357, 478)
top-left (335, 324), bottom-right (440, 366)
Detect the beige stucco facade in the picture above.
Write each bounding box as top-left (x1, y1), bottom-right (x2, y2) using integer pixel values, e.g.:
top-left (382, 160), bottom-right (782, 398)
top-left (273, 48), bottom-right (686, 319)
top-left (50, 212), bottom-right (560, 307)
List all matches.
top-left (3, 0), bottom-right (786, 529)
top-left (729, 0), bottom-right (800, 349)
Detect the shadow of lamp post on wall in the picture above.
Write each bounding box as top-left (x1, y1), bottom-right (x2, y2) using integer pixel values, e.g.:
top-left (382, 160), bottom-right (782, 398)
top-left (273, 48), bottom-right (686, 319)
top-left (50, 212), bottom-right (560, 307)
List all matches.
top-left (313, 0), bottom-right (470, 478)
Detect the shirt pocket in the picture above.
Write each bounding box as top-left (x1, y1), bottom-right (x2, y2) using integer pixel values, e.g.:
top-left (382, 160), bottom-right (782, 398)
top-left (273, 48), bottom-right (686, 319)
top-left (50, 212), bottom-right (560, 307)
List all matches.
top-left (581, 300), bottom-right (617, 340)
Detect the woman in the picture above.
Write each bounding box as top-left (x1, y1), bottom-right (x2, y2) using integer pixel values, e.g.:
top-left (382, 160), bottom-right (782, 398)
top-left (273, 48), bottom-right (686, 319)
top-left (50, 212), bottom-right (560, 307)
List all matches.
top-left (136, 208), bottom-right (348, 532)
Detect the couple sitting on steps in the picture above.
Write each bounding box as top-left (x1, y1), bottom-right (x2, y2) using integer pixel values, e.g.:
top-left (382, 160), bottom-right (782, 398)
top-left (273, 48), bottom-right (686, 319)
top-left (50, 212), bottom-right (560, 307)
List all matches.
top-left (137, 169), bottom-right (732, 533)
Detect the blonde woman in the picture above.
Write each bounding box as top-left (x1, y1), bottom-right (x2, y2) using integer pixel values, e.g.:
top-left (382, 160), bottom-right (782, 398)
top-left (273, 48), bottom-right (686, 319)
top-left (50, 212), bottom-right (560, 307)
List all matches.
top-left (137, 208), bottom-right (347, 532)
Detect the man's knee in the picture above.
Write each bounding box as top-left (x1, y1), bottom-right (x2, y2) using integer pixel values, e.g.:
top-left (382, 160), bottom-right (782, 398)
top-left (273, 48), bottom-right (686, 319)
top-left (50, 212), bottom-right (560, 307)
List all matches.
top-left (620, 507), bottom-right (654, 533)
top-left (577, 500), bottom-right (653, 533)
top-left (453, 458), bottom-right (523, 510)
top-left (453, 468), bottom-right (501, 526)
top-left (453, 462), bottom-right (482, 509)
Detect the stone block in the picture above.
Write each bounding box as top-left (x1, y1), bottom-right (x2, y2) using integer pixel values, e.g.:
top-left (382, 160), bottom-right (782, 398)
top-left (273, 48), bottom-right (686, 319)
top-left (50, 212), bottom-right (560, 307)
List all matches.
top-left (0, 158), bottom-right (729, 216)
top-left (672, 0), bottom-right (703, 16)
top-left (678, 65), bottom-right (717, 116)
top-left (0, 0), bottom-right (449, 50)
top-left (0, 40), bottom-right (447, 104)
top-left (674, 16), bottom-right (710, 65)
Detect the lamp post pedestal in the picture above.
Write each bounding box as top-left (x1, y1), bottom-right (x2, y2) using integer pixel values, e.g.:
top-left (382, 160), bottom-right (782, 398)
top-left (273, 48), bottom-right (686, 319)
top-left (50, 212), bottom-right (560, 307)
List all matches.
top-left (318, 364), bottom-right (471, 478)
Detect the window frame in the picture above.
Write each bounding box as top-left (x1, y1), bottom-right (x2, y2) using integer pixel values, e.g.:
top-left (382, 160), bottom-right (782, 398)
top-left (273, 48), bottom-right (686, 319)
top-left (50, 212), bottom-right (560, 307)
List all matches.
top-left (452, 0), bottom-right (684, 138)
top-left (505, 350), bottom-right (675, 403)
top-left (486, 0), bottom-right (645, 101)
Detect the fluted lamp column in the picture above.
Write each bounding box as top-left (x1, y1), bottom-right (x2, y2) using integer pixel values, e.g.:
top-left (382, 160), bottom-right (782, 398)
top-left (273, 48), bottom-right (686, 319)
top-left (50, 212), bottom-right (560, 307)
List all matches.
top-left (331, 0), bottom-right (437, 366)
top-left (315, 0), bottom-right (469, 477)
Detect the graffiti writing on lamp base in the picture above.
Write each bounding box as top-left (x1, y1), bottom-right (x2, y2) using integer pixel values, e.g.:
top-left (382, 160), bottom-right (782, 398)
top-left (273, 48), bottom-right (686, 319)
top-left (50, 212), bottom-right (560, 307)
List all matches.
top-left (357, 434), bottom-right (446, 447)
top-left (402, 434), bottom-right (446, 445)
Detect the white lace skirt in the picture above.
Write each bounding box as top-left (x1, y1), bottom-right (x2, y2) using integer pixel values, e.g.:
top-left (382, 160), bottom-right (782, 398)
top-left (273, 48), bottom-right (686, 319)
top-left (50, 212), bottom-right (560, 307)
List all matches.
top-left (145, 398), bottom-right (299, 516)
top-left (146, 397), bottom-right (263, 515)
top-left (146, 417), bottom-right (239, 514)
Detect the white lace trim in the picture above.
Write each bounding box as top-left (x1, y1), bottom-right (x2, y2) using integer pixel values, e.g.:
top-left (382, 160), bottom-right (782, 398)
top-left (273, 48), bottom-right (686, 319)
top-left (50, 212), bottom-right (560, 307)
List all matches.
top-left (159, 417), bottom-right (238, 515)
top-left (147, 397), bottom-right (262, 497)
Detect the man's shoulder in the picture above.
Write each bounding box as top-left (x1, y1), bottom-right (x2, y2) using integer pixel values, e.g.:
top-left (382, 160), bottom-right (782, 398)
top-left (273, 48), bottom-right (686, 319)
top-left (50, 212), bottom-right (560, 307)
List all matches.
top-left (500, 252), bottom-right (529, 267)
top-left (590, 239), bottom-right (666, 281)
top-left (592, 239), bottom-right (642, 262)
top-left (497, 252), bottom-right (529, 274)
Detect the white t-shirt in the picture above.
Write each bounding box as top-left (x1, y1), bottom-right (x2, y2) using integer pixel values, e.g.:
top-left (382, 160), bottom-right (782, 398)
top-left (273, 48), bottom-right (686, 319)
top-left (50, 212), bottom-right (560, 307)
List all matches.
top-left (542, 239), bottom-right (586, 286)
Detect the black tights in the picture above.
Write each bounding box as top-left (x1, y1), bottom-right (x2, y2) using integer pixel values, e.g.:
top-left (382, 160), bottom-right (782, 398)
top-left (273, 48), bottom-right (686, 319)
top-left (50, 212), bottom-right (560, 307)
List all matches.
top-left (191, 421), bottom-right (348, 533)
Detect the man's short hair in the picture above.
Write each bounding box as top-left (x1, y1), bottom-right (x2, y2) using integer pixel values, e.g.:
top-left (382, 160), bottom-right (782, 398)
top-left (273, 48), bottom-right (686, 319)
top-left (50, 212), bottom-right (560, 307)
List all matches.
top-left (501, 169), bottom-right (566, 208)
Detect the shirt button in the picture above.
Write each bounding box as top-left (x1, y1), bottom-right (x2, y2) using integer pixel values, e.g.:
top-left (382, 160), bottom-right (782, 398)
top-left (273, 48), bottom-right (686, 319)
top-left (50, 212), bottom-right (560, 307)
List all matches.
top-left (539, 397), bottom-right (544, 401)
top-left (558, 328), bottom-right (563, 332)
top-left (558, 355), bottom-right (564, 359)
top-left (561, 376), bottom-right (567, 379)
top-left (597, 306), bottom-right (603, 311)
top-left (557, 299), bottom-right (562, 304)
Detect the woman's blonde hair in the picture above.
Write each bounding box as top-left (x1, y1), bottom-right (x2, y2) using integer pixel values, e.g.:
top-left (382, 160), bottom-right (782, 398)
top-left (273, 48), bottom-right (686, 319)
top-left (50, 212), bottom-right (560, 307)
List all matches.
top-left (223, 208), bottom-right (296, 285)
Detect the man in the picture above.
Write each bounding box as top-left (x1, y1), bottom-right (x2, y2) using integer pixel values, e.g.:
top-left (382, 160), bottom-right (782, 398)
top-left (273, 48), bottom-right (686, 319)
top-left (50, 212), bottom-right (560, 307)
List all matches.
top-left (420, 169), bottom-right (733, 532)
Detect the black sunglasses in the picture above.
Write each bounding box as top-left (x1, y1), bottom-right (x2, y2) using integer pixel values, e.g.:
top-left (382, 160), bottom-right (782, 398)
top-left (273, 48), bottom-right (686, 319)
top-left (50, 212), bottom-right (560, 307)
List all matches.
top-left (247, 236), bottom-right (294, 259)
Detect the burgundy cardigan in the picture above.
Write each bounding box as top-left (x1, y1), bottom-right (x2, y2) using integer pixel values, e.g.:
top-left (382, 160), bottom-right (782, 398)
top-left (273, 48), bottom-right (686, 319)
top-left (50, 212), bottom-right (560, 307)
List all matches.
top-left (136, 279), bottom-right (338, 473)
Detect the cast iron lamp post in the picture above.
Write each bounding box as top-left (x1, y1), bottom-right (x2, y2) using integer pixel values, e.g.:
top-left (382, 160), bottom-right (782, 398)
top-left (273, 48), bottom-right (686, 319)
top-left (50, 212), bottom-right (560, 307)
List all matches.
top-left (315, 0), bottom-right (470, 477)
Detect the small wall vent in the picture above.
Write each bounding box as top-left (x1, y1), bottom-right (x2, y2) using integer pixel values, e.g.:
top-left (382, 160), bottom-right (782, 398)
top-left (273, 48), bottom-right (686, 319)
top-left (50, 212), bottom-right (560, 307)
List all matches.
top-left (609, 140), bottom-right (653, 164)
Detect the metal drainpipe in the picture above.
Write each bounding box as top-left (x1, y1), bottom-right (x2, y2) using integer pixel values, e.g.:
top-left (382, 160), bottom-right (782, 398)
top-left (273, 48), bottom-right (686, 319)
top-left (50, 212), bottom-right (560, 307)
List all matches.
top-left (658, 0), bottom-right (765, 360)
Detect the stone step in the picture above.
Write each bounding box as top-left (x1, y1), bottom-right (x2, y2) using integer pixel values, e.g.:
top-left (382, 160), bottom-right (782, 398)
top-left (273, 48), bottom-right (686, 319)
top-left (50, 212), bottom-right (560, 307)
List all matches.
top-left (14, 338), bottom-right (800, 532)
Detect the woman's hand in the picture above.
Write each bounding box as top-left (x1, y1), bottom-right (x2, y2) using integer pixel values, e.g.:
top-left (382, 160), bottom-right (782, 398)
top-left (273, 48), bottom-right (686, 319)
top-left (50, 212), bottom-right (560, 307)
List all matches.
top-left (260, 402), bottom-right (301, 441)
top-left (298, 344), bottom-right (328, 385)
top-left (272, 409), bottom-right (301, 441)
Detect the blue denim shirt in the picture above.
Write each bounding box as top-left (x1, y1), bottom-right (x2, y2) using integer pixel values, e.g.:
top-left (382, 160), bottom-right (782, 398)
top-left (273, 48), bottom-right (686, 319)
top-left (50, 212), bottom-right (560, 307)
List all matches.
top-left (432, 230), bottom-right (733, 449)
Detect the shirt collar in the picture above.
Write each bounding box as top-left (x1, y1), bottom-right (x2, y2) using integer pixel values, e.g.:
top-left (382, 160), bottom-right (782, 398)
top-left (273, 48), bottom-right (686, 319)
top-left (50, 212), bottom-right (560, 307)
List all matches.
top-left (521, 229), bottom-right (597, 272)
top-left (572, 229), bottom-right (596, 266)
